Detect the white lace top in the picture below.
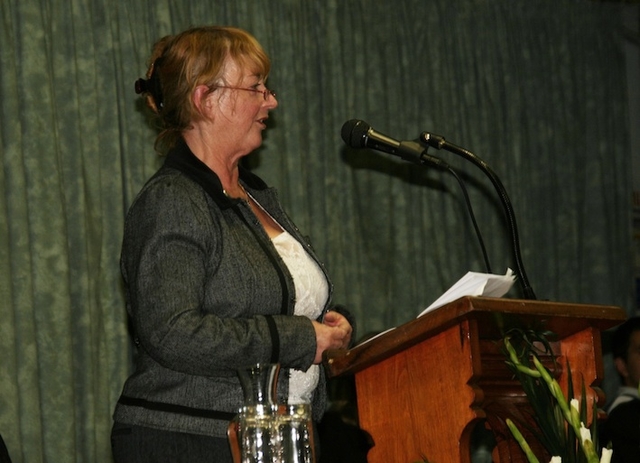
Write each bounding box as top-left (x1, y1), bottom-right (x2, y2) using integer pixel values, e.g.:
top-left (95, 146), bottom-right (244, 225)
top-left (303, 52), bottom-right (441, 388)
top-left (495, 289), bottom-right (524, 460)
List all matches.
top-left (271, 230), bottom-right (329, 404)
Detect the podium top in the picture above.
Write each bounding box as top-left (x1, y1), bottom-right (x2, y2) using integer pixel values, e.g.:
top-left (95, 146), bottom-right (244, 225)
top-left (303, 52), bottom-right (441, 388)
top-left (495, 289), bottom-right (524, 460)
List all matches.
top-left (323, 296), bottom-right (626, 378)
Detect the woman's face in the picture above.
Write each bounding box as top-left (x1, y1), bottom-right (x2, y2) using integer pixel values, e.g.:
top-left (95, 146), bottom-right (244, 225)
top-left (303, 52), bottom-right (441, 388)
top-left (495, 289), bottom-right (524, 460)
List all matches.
top-left (209, 58), bottom-right (278, 157)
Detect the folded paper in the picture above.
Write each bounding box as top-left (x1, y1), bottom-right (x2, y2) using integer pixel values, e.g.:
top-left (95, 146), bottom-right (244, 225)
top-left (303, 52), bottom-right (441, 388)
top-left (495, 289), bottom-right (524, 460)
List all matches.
top-left (418, 268), bottom-right (515, 317)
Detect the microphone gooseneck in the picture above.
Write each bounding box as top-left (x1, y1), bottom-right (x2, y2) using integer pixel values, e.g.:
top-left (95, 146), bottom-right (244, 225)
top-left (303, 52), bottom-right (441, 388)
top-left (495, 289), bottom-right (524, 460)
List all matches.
top-left (341, 118), bottom-right (536, 300)
top-left (420, 132), bottom-right (535, 300)
top-left (341, 119), bottom-right (493, 276)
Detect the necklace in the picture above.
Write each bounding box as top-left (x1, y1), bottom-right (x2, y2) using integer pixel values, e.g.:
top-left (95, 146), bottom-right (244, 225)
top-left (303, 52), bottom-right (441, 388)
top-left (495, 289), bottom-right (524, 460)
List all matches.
top-left (239, 184), bottom-right (250, 201)
top-left (222, 184), bottom-right (250, 202)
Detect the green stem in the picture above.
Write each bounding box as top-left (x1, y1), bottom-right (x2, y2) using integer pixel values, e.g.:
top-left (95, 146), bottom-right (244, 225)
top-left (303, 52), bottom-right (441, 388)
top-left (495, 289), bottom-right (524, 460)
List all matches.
top-left (532, 355), bottom-right (599, 463)
top-left (506, 419), bottom-right (541, 463)
top-left (503, 335), bottom-right (600, 463)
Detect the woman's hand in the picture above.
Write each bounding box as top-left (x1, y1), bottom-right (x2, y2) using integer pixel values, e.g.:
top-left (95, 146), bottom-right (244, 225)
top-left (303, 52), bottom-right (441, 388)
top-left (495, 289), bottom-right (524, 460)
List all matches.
top-left (311, 311), bottom-right (353, 364)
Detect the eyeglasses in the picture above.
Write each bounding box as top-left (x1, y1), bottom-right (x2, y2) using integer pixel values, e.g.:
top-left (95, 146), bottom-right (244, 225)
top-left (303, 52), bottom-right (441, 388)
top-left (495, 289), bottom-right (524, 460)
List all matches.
top-left (214, 85), bottom-right (276, 101)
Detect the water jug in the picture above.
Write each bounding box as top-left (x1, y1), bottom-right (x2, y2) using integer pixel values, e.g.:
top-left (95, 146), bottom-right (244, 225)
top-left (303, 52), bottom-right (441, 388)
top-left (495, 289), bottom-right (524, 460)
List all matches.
top-left (228, 363), bottom-right (315, 463)
top-left (275, 402), bottom-right (315, 463)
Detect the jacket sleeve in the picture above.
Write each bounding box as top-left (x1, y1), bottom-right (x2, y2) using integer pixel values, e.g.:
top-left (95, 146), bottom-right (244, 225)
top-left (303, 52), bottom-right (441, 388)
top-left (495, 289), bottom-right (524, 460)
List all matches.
top-left (121, 175), bottom-right (317, 376)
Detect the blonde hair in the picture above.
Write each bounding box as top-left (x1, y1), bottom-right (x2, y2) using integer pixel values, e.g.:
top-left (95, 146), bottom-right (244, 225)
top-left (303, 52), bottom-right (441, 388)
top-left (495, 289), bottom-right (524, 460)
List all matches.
top-left (137, 26), bottom-right (271, 151)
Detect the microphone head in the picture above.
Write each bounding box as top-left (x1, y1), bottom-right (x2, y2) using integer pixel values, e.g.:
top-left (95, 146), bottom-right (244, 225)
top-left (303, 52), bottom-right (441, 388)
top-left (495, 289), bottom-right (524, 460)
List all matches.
top-left (341, 119), bottom-right (371, 148)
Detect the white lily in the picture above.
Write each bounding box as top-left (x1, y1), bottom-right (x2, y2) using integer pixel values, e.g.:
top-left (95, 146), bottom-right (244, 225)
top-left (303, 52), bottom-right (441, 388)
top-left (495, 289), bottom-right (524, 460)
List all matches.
top-left (579, 422), bottom-right (592, 444)
top-left (570, 399), bottom-right (579, 412)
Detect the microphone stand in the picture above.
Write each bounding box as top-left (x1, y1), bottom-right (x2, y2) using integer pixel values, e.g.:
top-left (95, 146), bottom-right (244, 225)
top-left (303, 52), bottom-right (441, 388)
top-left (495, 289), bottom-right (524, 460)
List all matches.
top-left (400, 145), bottom-right (493, 275)
top-left (420, 132), bottom-right (536, 300)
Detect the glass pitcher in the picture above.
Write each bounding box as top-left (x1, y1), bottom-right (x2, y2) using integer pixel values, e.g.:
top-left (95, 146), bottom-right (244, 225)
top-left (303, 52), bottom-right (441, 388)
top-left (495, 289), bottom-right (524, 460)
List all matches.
top-left (275, 403), bottom-right (315, 463)
top-left (229, 363), bottom-right (281, 463)
top-left (228, 363), bottom-right (316, 463)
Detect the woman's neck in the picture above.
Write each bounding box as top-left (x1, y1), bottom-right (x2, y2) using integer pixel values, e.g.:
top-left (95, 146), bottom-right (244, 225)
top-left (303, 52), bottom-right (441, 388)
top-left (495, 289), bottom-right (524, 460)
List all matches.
top-left (182, 127), bottom-right (246, 197)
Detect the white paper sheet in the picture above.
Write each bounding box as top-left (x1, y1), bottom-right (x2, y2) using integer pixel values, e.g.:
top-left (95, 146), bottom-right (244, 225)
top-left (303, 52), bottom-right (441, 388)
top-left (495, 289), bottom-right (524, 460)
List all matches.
top-left (417, 268), bottom-right (515, 317)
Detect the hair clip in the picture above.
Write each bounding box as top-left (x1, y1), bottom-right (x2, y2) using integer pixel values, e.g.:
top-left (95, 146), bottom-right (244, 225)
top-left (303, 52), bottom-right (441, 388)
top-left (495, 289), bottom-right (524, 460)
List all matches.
top-left (135, 58), bottom-right (164, 110)
top-left (134, 78), bottom-right (148, 94)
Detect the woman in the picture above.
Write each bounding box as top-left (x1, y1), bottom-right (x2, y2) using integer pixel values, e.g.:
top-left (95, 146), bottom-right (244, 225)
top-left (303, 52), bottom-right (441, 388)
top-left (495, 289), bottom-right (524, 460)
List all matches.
top-left (111, 26), bottom-right (353, 463)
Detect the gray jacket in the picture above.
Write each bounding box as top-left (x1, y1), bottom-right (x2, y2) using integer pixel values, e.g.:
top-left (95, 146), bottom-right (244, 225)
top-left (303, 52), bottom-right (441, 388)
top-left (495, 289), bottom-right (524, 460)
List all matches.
top-left (113, 140), bottom-right (333, 437)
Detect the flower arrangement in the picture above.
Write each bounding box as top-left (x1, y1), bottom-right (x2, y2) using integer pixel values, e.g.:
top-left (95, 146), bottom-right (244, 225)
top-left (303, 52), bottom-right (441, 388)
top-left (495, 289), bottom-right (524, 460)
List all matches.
top-left (503, 330), bottom-right (613, 463)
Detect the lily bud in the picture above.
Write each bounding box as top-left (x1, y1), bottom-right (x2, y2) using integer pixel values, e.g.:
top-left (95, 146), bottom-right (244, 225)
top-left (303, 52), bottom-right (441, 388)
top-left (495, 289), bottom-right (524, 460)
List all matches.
top-left (579, 422), bottom-right (592, 444)
top-left (600, 448), bottom-right (612, 463)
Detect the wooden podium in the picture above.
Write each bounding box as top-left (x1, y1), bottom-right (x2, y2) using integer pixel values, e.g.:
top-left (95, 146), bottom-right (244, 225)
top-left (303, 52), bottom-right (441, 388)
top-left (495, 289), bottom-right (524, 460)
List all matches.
top-left (323, 296), bottom-right (626, 463)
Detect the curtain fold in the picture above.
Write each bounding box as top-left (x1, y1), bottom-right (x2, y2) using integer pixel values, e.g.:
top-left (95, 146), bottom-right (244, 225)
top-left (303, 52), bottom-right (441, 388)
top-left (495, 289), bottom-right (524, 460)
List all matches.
top-left (0, 0), bottom-right (632, 461)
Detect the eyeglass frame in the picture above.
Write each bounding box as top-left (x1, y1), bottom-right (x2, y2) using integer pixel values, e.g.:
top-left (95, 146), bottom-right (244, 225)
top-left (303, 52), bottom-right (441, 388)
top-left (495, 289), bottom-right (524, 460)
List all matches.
top-left (213, 85), bottom-right (276, 101)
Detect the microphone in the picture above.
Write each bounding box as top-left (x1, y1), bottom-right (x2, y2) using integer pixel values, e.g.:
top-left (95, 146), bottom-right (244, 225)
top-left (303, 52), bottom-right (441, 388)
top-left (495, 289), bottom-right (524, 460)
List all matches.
top-left (341, 119), bottom-right (445, 167)
top-left (341, 119), bottom-right (536, 299)
top-left (341, 118), bottom-right (493, 280)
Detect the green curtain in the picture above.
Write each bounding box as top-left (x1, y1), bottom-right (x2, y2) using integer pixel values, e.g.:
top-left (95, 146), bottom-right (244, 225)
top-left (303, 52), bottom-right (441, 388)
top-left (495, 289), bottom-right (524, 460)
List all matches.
top-left (0, 0), bottom-right (632, 461)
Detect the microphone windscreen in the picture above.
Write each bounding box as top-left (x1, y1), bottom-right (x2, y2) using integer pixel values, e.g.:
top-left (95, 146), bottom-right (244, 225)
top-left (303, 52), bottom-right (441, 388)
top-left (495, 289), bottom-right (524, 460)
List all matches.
top-left (341, 119), bottom-right (370, 148)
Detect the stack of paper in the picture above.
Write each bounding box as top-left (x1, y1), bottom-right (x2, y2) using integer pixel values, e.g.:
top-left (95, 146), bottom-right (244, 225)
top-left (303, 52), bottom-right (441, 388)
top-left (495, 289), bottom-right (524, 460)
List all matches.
top-left (417, 268), bottom-right (515, 317)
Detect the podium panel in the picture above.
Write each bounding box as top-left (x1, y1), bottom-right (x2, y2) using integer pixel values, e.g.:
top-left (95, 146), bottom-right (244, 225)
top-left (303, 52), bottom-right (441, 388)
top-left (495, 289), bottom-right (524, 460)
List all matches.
top-left (324, 297), bottom-right (626, 463)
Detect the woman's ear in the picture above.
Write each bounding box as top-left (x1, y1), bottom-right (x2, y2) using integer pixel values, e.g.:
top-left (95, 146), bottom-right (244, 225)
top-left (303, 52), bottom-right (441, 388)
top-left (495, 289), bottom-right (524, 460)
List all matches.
top-left (192, 85), bottom-right (214, 117)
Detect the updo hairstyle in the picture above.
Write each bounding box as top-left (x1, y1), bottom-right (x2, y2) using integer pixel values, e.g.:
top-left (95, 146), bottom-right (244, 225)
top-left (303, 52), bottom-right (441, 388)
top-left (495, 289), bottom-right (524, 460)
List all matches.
top-left (135, 26), bottom-right (271, 150)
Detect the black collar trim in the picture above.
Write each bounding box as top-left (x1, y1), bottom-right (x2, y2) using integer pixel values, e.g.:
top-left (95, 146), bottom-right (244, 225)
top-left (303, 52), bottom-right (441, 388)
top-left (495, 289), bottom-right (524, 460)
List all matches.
top-left (163, 139), bottom-right (268, 208)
